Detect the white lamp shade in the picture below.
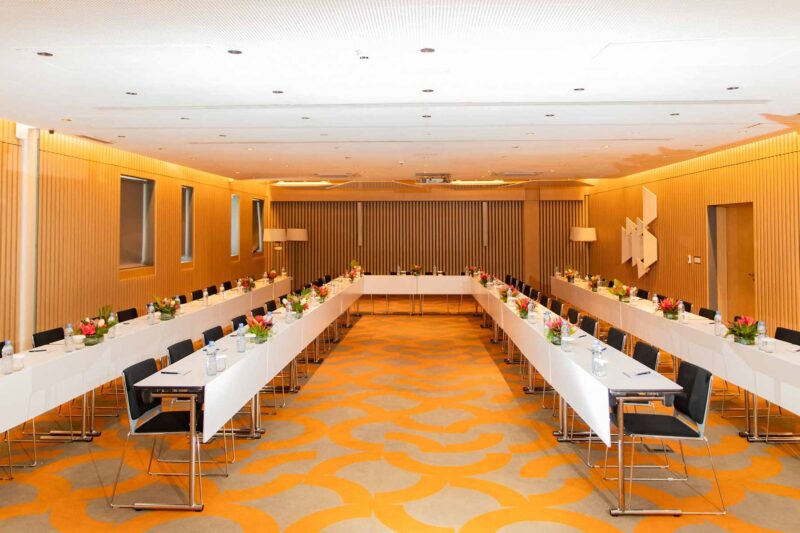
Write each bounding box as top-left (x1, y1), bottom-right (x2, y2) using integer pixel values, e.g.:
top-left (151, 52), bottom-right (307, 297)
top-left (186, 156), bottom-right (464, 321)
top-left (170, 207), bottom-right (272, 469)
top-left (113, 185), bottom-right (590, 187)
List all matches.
top-left (264, 228), bottom-right (287, 242)
top-left (286, 228), bottom-right (308, 241)
top-left (570, 227), bottom-right (597, 242)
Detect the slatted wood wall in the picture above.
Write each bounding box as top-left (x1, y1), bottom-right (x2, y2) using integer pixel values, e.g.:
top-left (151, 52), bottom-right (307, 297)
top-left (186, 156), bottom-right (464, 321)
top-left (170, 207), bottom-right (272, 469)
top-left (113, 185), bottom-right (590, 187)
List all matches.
top-left (538, 200), bottom-right (589, 295)
top-left (269, 201), bottom-right (524, 288)
top-left (35, 132), bottom-right (269, 331)
top-left (587, 131), bottom-right (800, 330)
top-left (0, 119), bottom-right (21, 345)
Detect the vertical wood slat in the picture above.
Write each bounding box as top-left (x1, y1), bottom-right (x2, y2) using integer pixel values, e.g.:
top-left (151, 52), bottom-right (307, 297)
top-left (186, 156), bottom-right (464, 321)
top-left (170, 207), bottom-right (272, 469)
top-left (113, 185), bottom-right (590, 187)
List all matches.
top-left (269, 201), bottom-right (524, 290)
top-left (538, 200), bottom-right (588, 295)
top-left (588, 131), bottom-right (800, 330)
top-left (0, 119), bottom-right (21, 346)
top-left (34, 132), bottom-right (269, 332)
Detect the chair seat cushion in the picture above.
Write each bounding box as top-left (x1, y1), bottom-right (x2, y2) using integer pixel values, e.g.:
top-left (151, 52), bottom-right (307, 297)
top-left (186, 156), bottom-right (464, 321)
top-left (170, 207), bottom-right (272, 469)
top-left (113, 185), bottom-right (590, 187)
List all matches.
top-left (617, 413), bottom-right (700, 438)
top-left (136, 411), bottom-right (203, 434)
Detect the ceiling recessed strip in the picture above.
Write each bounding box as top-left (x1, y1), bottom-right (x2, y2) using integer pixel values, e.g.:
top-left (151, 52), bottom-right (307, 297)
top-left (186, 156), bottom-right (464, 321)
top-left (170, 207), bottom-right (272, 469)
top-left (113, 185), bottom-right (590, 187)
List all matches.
top-left (451, 179), bottom-right (506, 186)
top-left (273, 180), bottom-right (332, 187)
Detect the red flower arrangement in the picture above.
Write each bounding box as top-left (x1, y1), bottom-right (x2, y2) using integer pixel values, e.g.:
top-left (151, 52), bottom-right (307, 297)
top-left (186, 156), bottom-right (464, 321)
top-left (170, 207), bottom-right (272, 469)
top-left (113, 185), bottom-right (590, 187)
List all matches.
top-left (246, 314), bottom-right (273, 343)
top-left (267, 270), bottom-right (278, 283)
top-left (241, 275), bottom-right (256, 292)
top-left (479, 273), bottom-right (489, 287)
top-left (658, 297), bottom-right (680, 319)
top-left (514, 296), bottom-right (531, 318)
top-left (153, 297), bottom-right (180, 320)
top-left (727, 316), bottom-right (758, 345)
top-left (545, 316), bottom-right (575, 345)
top-left (315, 285), bottom-right (329, 302)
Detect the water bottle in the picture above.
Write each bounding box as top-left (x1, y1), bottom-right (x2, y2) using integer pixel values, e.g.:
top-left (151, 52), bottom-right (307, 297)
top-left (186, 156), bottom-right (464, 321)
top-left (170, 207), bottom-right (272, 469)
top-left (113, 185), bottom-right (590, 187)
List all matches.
top-left (433, 264), bottom-right (437, 275)
top-left (147, 304), bottom-right (156, 325)
top-left (281, 266), bottom-right (286, 276)
top-left (65, 323), bottom-right (75, 353)
top-left (757, 321), bottom-right (767, 350)
top-left (527, 301), bottom-right (534, 322)
top-left (2, 341), bottom-right (13, 374)
top-left (205, 341), bottom-right (217, 376)
top-left (543, 310), bottom-right (551, 333)
top-left (237, 324), bottom-right (246, 353)
top-left (652, 294), bottom-right (659, 308)
top-left (237, 278), bottom-right (243, 292)
top-left (263, 271), bottom-right (268, 282)
top-left (219, 284), bottom-right (225, 300)
top-left (561, 320), bottom-right (572, 351)
top-left (714, 311), bottom-right (724, 336)
top-left (554, 265), bottom-right (560, 276)
top-left (591, 339), bottom-right (607, 377)
top-left (677, 300), bottom-right (687, 323)
top-left (203, 287), bottom-right (209, 306)
top-left (108, 312), bottom-right (117, 338)
top-left (506, 288), bottom-right (512, 302)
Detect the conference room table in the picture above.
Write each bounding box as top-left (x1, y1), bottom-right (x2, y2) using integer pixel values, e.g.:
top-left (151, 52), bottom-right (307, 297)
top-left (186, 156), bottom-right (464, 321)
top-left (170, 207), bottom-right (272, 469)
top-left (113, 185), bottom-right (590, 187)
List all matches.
top-left (361, 274), bottom-right (474, 314)
top-left (0, 276), bottom-right (292, 440)
top-left (551, 276), bottom-right (800, 442)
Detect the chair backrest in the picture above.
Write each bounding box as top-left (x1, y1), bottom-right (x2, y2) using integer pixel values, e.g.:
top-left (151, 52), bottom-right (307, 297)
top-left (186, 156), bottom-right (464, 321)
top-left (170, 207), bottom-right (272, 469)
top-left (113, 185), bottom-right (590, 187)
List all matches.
top-left (674, 361), bottom-right (713, 432)
top-left (33, 327), bottom-right (64, 348)
top-left (549, 299), bottom-right (563, 316)
top-left (206, 285), bottom-right (218, 295)
top-left (606, 327), bottom-right (627, 353)
top-left (277, 294), bottom-right (288, 302)
top-left (682, 301), bottom-right (692, 313)
top-left (364, 271), bottom-right (372, 275)
top-left (636, 288), bottom-right (649, 299)
top-left (775, 326), bottom-right (800, 346)
top-left (191, 289), bottom-right (204, 301)
top-left (266, 300), bottom-right (277, 313)
top-left (222, 280), bottom-right (233, 291)
top-left (167, 339), bottom-right (195, 365)
top-left (504, 275), bottom-right (512, 285)
top-left (656, 293), bottom-right (667, 302)
top-left (304, 283), bottom-right (312, 289)
top-left (566, 307), bottom-right (580, 325)
top-left (325, 274), bottom-right (332, 283)
top-left (516, 281), bottom-right (524, 291)
top-left (632, 341), bottom-right (659, 370)
top-left (522, 284), bottom-right (531, 295)
top-left (316, 278), bottom-right (325, 287)
top-left (539, 295), bottom-right (549, 308)
top-left (232, 314), bottom-right (247, 330)
top-left (122, 358), bottom-right (159, 421)
top-left (698, 307), bottom-right (717, 320)
top-left (177, 294), bottom-right (187, 305)
top-left (440, 271), bottom-right (447, 275)
top-left (510, 277), bottom-right (518, 287)
top-left (202, 326), bottom-right (224, 345)
top-left (529, 288), bottom-right (539, 301)
top-left (425, 271), bottom-right (433, 276)
top-left (117, 307), bottom-right (138, 322)
top-left (579, 316), bottom-right (598, 337)
top-left (390, 271), bottom-right (397, 275)
top-left (251, 306), bottom-right (266, 317)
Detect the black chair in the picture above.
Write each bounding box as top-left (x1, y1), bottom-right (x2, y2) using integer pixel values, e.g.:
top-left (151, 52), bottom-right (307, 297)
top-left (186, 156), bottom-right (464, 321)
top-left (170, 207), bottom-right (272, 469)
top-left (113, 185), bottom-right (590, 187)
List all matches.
top-left (364, 271), bottom-right (372, 275)
top-left (516, 281), bottom-right (524, 291)
top-left (612, 361), bottom-right (724, 515)
top-left (33, 327), bottom-right (64, 348)
top-left (606, 327), bottom-right (627, 353)
top-left (251, 306), bottom-right (266, 318)
top-left (566, 307), bottom-right (580, 325)
top-left (425, 271), bottom-right (433, 276)
top-left (636, 288), bottom-right (649, 299)
top-left (539, 295), bottom-right (549, 309)
top-left (698, 307), bottom-right (717, 320)
top-left (303, 283), bottom-right (312, 289)
top-left (191, 289), bottom-right (204, 301)
top-left (529, 288), bottom-right (539, 301)
top-left (277, 294), bottom-right (288, 303)
top-left (222, 281), bottom-right (233, 291)
top-left (632, 341), bottom-right (660, 370)
top-left (117, 307), bottom-right (138, 322)
top-left (504, 275), bottom-right (512, 285)
top-left (167, 339), bottom-right (195, 365)
top-left (202, 326), bottom-right (224, 346)
top-left (206, 285), bottom-right (218, 296)
top-left (682, 301), bottom-right (693, 313)
top-left (510, 277), bottom-right (518, 287)
top-left (549, 299), bottom-right (563, 317)
top-left (656, 293), bottom-right (667, 302)
top-left (266, 300), bottom-right (277, 313)
top-left (325, 274), bottom-right (332, 283)
top-left (177, 294), bottom-right (187, 305)
top-left (390, 271), bottom-right (397, 275)
top-left (316, 278), bottom-right (325, 287)
top-left (522, 284), bottom-right (531, 296)
top-left (232, 315), bottom-right (247, 330)
top-left (579, 316), bottom-right (598, 337)
top-left (775, 326), bottom-right (800, 346)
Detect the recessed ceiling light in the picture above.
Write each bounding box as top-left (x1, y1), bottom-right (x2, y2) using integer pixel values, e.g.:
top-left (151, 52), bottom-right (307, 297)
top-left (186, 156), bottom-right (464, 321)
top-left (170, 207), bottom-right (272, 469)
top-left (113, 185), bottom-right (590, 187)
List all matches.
top-left (272, 90), bottom-right (284, 94)
top-left (526, 132), bottom-right (535, 135)
top-left (219, 134), bottom-right (227, 137)
top-left (422, 114), bottom-right (431, 118)
top-left (694, 144), bottom-right (704, 147)
top-left (227, 49), bottom-right (242, 55)
top-left (398, 161), bottom-right (405, 165)
top-left (726, 86), bottom-right (740, 91)
top-left (512, 145), bottom-right (519, 149)
top-left (670, 113), bottom-right (680, 116)
top-left (422, 89), bottom-right (434, 93)
top-left (180, 117), bottom-right (190, 120)
top-left (359, 55), bottom-right (369, 60)
top-left (573, 88), bottom-right (585, 91)
top-left (602, 144), bottom-right (609, 149)
top-left (420, 47), bottom-right (435, 53)
top-left (274, 180), bottom-right (332, 187)
top-left (157, 147), bottom-right (163, 151)
top-left (61, 117), bottom-right (72, 122)
top-left (235, 171), bottom-right (240, 174)
top-left (125, 91), bottom-right (138, 95)
top-left (117, 135), bottom-right (126, 138)
top-left (301, 116), bottom-right (310, 120)
top-left (37, 51), bottom-right (53, 57)
top-left (345, 156), bottom-right (351, 159)
top-left (246, 147), bottom-right (253, 151)
top-left (545, 114), bottom-right (555, 117)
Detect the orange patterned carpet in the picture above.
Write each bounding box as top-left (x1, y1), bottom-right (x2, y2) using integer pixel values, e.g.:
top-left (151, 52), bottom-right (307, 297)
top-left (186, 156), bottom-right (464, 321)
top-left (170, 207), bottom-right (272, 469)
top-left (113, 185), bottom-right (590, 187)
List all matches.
top-left (1, 297), bottom-right (799, 532)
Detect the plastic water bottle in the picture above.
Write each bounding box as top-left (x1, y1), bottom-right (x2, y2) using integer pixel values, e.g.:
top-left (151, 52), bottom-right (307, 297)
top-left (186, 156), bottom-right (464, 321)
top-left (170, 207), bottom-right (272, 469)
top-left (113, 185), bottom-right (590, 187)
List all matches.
top-left (757, 321), bottom-right (767, 350)
top-left (205, 341), bottom-right (217, 376)
top-left (527, 301), bottom-right (534, 322)
top-left (237, 278), bottom-right (243, 292)
top-left (237, 324), bottom-right (246, 353)
top-left (714, 311), bottom-right (724, 336)
top-left (630, 286), bottom-right (637, 300)
top-left (219, 284), bottom-right (225, 300)
top-left (652, 294), bottom-right (659, 308)
top-left (2, 341), bottom-right (13, 374)
top-left (147, 304), bottom-right (156, 325)
top-left (203, 288), bottom-right (209, 306)
top-left (108, 312), bottom-right (117, 338)
top-left (64, 323), bottom-right (75, 353)
top-left (506, 288), bottom-right (512, 302)
top-left (591, 339), bottom-right (607, 377)
top-left (263, 271), bottom-right (268, 282)
top-left (561, 320), bottom-right (572, 351)
top-left (543, 310), bottom-right (551, 332)
top-left (677, 300), bottom-right (687, 323)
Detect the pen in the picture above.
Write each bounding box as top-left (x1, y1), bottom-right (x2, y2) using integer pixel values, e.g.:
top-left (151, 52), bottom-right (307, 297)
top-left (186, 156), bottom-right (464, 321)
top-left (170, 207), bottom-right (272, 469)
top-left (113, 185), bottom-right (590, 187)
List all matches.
top-left (160, 371), bottom-right (179, 374)
top-left (29, 348), bottom-right (47, 352)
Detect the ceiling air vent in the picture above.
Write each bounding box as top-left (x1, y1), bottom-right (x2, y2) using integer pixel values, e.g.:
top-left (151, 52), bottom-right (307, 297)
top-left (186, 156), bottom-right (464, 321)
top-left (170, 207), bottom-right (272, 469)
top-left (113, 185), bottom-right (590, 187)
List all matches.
top-left (415, 173), bottom-right (450, 184)
top-left (75, 134), bottom-right (113, 144)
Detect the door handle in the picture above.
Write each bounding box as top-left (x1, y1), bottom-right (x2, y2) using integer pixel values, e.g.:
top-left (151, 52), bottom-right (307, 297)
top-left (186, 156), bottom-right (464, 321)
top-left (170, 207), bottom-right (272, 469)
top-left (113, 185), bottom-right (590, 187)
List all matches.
top-left (747, 272), bottom-right (755, 280)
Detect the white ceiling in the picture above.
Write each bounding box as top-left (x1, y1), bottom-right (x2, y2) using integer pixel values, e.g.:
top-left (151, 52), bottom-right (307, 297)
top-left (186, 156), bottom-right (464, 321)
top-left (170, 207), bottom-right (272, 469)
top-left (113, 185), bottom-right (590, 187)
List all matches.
top-left (1, 0), bottom-right (799, 182)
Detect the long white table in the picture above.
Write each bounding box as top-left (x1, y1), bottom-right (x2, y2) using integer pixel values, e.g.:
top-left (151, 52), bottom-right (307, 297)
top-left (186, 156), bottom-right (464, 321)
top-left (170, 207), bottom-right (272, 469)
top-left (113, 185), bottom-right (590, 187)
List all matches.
top-left (551, 276), bottom-right (800, 421)
top-left (0, 276), bottom-right (292, 436)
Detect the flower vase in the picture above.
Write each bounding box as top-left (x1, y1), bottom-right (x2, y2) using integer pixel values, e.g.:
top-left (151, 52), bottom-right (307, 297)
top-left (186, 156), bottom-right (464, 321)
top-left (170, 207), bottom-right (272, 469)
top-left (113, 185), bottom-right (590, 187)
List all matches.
top-left (85, 335), bottom-right (104, 346)
top-left (254, 335), bottom-right (269, 344)
top-left (591, 286), bottom-right (598, 292)
top-left (735, 336), bottom-right (755, 346)
top-left (663, 311), bottom-right (678, 320)
top-left (567, 276), bottom-right (575, 283)
top-left (550, 335), bottom-right (562, 346)
top-left (618, 295), bottom-right (630, 303)
top-left (160, 312), bottom-right (175, 321)
top-left (519, 311), bottom-right (528, 320)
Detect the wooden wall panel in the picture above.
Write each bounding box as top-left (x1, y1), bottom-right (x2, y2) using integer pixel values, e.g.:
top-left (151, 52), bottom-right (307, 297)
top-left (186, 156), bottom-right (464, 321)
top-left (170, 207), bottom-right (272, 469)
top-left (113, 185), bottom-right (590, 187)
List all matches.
top-left (35, 132), bottom-right (269, 331)
top-left (588, 131), bottom-right (800, 330)
top-left (269, 201), bottom-right (524, 289)
top-left (539, 200), bottom-right (588, 295)
top-left (0, 119), bottom-right (21, 345)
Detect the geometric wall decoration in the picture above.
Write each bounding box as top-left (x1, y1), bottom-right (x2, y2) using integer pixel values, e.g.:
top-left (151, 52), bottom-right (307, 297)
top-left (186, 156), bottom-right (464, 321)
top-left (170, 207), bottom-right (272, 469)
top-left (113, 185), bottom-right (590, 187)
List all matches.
top-left (620, 187), bottom-right (658, 278)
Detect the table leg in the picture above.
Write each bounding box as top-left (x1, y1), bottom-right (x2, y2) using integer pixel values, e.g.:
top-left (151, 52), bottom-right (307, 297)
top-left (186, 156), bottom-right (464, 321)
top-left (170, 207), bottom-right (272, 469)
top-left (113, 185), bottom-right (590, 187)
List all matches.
top-left (611, 397), bottom-right (626, 515)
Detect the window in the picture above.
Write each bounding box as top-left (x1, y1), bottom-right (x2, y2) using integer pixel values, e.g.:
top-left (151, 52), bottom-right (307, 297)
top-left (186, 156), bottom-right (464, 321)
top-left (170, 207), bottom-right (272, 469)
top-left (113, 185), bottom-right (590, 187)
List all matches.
top-left (230, 194), bottom-right (240, 257)
top-left (119, 176), bottom-right (155, 268)
top-left (181, 186), bottom-right (194, 263)
top-left (252, 199), bottom-right (264, 253)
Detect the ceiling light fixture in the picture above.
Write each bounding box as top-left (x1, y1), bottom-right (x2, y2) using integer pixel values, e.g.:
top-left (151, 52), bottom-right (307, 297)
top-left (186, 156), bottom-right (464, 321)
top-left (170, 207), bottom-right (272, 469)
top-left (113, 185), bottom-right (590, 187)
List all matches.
top-left (420, 47), bottom-right (435, 53)
top-left (117, 135), bottom-right (126, 138)
top-left (274, 180), bottom-right (332, 187)
top-left (359, 55), bottom-right (369, 59)
top-left (61, 117), bottom-right (72, 122)
top-left (573, 88), bottom-right (585, 91)
top-left (726, 86), bottom-right (740, 91)
top-left (247, 147), bottom-right (253, 151)
top-left (37, 51), bottom-right (54, 57)
top-left (272, 90), bottom-right (283, 94)
top-left (422, 114), bottom-right (431, 118)
top-left (227, 49), bottom-right (242, 55)
top-left (670, 113), bottom-right (680, 116)
top-left (301, 116), bottom-right (310, 120)
top-left (451, 179), bottom-right (505, 186)
top-left (526, 132), bottom-right (535, 135)
top-left (180, 117), bottom-right (190, 120)
top-left (125, 91), bottom-right (138, 95)
top-left (545, 114), bottom-right (555, 117)
top-left (422, 89), bottom-right (434, 93)
top-left (219, 134), bottom-right (227, 137)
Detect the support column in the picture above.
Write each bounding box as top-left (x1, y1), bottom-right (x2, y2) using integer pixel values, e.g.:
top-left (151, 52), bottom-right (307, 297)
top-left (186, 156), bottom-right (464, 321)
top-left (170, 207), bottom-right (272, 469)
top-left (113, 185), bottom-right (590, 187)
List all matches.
top-left (16, 125), bottom-right (39, 350)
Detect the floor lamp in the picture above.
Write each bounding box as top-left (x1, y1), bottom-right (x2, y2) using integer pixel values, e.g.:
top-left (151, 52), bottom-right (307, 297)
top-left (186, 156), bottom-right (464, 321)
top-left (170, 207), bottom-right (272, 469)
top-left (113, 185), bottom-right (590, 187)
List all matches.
top-left (570, 227), bottom-right (597, 275)
top-left (287, 228), bottom-right (308, 285)
top-left (264, 228), bottom-right (286, 275)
